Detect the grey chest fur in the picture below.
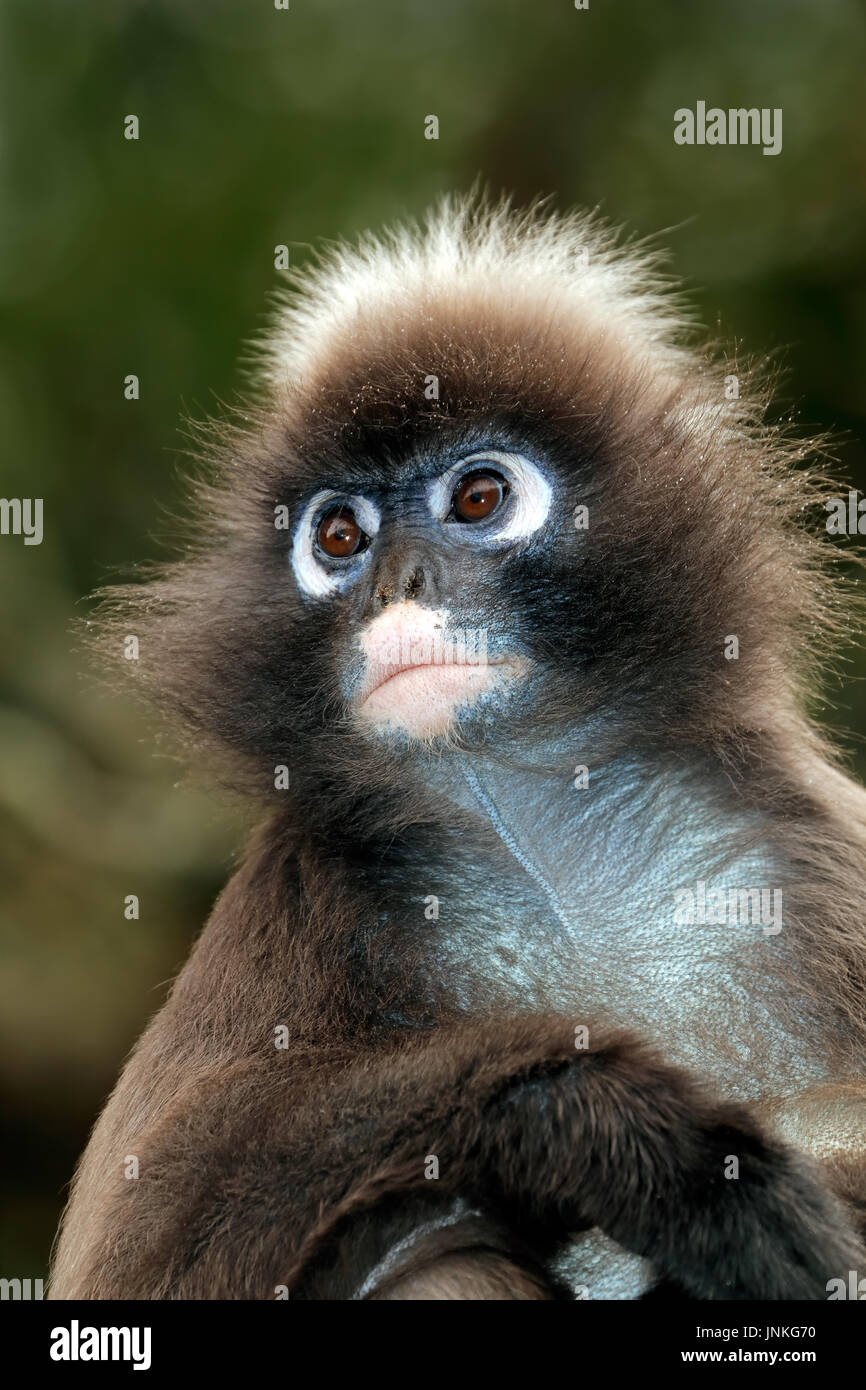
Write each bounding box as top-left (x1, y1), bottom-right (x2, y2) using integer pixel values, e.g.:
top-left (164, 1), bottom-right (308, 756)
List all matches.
top-left (403, 750), bottom-right (833, 1299)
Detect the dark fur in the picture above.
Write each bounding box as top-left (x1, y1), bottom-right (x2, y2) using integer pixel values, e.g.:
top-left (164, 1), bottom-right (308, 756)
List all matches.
top-left (50, 197), bottom-right (866, 1299)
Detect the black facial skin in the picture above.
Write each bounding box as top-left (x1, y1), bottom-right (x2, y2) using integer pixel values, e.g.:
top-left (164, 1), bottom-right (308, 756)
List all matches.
top-left (51, 205), bottom-right (866, 1301)
top-left (301, 460), bottom-right (541, 712)
top-left (246, 401), bottom-right (759, 824)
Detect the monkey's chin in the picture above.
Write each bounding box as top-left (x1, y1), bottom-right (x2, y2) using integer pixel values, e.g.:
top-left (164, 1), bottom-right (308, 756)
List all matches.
top-left (356, 661), bottom-right (518, 740)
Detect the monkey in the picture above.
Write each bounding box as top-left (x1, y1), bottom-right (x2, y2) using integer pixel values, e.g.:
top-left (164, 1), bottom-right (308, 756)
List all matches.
top-left (49, 193), bottom-right (866, 1301)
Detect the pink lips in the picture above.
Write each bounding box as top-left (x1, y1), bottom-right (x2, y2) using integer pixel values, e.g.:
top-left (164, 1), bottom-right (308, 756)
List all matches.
top-left (356, 604), bottom-right (484, 700)
top-left (359, 649), bottom-right (500, 704)
top-left (353, 602), bottom-right (517, 737)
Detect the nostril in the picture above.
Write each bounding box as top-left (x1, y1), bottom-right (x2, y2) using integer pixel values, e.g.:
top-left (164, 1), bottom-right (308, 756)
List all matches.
top-left (376, 583), bottom-right (395, 608)
top-left (404, 567), bottom-right (425, 599)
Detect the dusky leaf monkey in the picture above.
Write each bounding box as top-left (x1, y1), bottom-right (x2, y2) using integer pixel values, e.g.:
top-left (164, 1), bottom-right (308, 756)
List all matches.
top-left (51, 195), bottom-right (866, 1300)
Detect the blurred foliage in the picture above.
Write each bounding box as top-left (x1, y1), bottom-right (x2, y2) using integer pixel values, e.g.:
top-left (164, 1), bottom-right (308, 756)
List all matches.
top-left (2, 0), bottom-right (866, 1281)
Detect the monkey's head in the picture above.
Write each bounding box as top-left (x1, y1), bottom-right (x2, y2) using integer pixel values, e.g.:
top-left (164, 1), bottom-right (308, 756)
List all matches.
top-left (103, 195), bottom-right (836, 821)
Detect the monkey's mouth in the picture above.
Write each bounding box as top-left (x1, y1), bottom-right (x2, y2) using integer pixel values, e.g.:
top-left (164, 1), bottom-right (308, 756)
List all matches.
top-left (357, 658), bottom-right (520, 738)
top-left (361, 654), bottom-right (504, 702)
top-left (352, 602), bottom-right (527, 738)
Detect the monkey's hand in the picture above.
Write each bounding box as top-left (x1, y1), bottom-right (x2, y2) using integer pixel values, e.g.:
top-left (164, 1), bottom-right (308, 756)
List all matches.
top-left (287, 1018), bottom-right (864, 1300)
top-left (60, 1015), bottom-right (863, 1299)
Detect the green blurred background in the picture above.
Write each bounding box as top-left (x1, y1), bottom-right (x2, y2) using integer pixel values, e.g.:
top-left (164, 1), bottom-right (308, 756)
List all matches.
top-left (3, 0), bottom-right (866, 1284)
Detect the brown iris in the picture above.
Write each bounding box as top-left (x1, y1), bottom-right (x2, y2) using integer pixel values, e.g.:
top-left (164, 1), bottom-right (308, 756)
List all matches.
top-left (317, 507), bottom-right (364, 557)
top-left (452, 472), bottom-right (505, 522)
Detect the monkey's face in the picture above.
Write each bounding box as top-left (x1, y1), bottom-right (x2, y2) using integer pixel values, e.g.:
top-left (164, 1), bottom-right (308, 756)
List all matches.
top-left (289, 448), bottom-right (549, 742)
top-left (265, 307), bottom-right (782, 779)
top-left (125, 202), bottom-right (811, 806)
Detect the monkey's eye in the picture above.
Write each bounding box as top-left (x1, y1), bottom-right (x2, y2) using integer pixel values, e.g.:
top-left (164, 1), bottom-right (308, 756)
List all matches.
top-left (316, 507), bottom-right (368, 558)
top-left (293, 490), bottom-right (379, 597)
top-left (450, 472), bottom-right (507, 523)
top-left (429, 452), bottom-right (551, 543)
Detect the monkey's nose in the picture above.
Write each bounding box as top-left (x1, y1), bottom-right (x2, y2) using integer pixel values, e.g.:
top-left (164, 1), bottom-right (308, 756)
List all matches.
top-left (372, 552), bottom-right (436, 609)
top-left (376, 566), bottom-right (424, 607)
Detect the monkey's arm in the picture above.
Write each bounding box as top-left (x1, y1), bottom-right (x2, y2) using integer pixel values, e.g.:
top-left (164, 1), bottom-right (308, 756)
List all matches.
top-left (53, 1014), bottom-right (862, 1300)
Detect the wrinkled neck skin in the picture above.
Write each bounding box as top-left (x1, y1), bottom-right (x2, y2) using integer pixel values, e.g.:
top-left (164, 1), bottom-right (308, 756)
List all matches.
top-left (411, 733), bottom-right (829, 1103)
top-left (347, 728), bottom-right (843, 1301)
top-left (343, 711), bottom-right (839, 1112)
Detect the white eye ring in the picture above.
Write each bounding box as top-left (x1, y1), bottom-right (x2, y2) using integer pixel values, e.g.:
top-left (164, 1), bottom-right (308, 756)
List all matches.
top-left (429, 451), bottom-right (552, 541)
top-left (291, 490), bottom-right (380, 598)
